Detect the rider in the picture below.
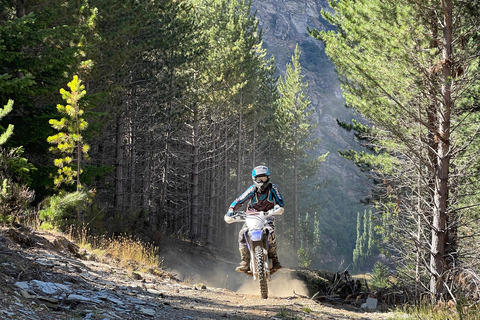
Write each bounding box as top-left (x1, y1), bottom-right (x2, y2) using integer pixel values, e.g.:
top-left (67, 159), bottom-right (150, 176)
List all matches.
top-left (225, 165), bottom-right (284, 274)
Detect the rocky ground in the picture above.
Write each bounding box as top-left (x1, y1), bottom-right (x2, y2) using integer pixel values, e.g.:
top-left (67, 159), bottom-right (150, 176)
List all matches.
top-left (0, 226), bottom-right (399, 320)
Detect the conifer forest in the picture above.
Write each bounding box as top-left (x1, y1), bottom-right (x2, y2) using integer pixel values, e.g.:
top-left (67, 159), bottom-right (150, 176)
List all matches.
top-left (2, 0), bottom-right (480, 304)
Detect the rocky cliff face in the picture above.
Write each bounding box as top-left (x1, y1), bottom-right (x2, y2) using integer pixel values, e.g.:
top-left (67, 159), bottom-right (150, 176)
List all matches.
top-left (254, 0), bottom-right (330, 41)
top-left (252, 0), bottom-right (357, 155)
top-left (251, 0), bottom-right (370, 268)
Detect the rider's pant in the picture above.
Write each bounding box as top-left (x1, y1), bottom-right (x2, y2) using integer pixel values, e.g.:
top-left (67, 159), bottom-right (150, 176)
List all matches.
top-left (238, 219), bottom-right (276, 250)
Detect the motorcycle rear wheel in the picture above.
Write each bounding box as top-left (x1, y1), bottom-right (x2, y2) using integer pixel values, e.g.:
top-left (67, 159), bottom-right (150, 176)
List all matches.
top-left (255, 245), bottom-right (268, 299)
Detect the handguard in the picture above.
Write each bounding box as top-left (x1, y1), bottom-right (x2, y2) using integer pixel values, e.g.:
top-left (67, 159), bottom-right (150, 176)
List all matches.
top-left (272, 205), bottom-right (284, 216)
top-left (224, 214), bottom-right (236, 224)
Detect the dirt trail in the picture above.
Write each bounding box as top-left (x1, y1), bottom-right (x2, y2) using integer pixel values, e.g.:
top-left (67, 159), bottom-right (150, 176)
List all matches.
top-left (0, 227), bottom-right (396, 319)
top-left (158, 237), bottom-right (394, 319)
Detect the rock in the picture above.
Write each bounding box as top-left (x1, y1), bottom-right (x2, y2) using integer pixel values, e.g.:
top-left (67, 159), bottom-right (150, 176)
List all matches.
top-left (101, 314), bottom-right (115, 320)
top-left (361, 297), bottom-right (378, 310)
top-left (104, 311), bottom-right (123, 319)
top-left (37, 296), bottom-right (59, 310)
top-left (84, 312), bottom-right (95, 320)
top-left (36, 258), bottom-right (56, 267)
top-left (20, 289), bottom-right (34, 299)
top-left (146, 288), bottom-right (163, 296)
top-left (194, 283), bottom-right (207, 290)
top-left (31, 280), bottom-right (71, 295)
top-left (0, 310), bottom-right (16, 316)
top-left (5, 228), bottom-right (35, 247)
top-left (88, 253), bottom-right (98, 261)
top-left (53, 236), bottom-right (80, 255)
top-left (2, 263), bottom-right (18, 277)
top-left (67, 294), bottom-right (96, 304)
top-left (106, 296), bottom-right (124, 305)
top-left (131, 272), bottom-right (142, 280)
top-left (14, 281), bottom-right (30, 290)
top-left (139, 307), bottom-right (156, 317)
top-left (126, 297), bottom-right (147, 305)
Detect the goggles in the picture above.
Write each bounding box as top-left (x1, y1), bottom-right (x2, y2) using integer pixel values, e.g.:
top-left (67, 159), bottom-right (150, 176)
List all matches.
top-left (254, 176), bottom-right (269, 183)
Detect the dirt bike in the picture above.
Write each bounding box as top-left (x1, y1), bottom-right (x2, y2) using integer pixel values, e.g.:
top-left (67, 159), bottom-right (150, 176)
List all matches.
top-left (224, 205), bottom-right (284, 299)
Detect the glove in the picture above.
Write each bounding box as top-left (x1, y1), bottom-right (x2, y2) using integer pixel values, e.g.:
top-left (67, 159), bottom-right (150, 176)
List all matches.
top-left (226, 209), bottom-right (234, 217)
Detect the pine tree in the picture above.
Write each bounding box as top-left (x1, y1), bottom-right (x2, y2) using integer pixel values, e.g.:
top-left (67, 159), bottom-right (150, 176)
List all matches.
top-left (353, 211), bottom-right (364, 270)
top-left (276, 44), bottom-right (328, 254)
top-left (362, 210), bottom-right (369, 258)
top-left (312, 0), bottom-right (480, 299)
top-left (47, 76), bottom-right (89, 190)
top-left (0, 100), bottom-right (14, 146)
top-left (84, 0), bottom-right (198, 228)
top-left (353, 209), bottom-right (376, 271)
top-left (367, 210), bottom-right (374, 256)
top-left (185, 0), bottom-right (278, 243)
top-left (0, 0), bottom-right (97, 200)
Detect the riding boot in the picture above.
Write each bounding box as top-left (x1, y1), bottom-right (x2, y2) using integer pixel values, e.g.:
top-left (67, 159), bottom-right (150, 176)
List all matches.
top-left (235, 247), bottom-right (250, 273)
top-left (268, 244), bottom-right (282, 275)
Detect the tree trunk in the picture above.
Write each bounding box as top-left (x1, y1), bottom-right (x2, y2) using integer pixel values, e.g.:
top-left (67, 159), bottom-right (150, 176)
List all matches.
top-left (224, 122), bottom-right (231, 247)
top-left (236, 113), bottom-right (243, 196)
top-left (16, 2), bottom-right (25, 17)
top-left (191, 103), bottom-right (200, 240)
top-left (115, 113), bottom-right (125, 214)
top-left (129, 116), bottom-right (136, 214)
top-left (75, 101), bottom-right (83, 223)
top-left (207, 136), bottom-right (216, 245)
top-left (430, 0), bottom-right (452, 298)
top-left (161, 131), bottom-right (170, 232)
top-left (143, 146), bottom-right (152, 216)
top-left (416, 178), bottom-right (422, 299)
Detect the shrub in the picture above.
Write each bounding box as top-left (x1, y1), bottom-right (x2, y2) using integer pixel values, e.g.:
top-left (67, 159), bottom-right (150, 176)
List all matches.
top-left (0, 178), bottom-right (35, 224)
top-left (0, 148), bottom-right (35, 224)
top-left (39, 190), bottom-right (92, 230)
top-left (0, 100), bottom-right (36, 224)
top-left (369, 261), bottom-right (391, 290)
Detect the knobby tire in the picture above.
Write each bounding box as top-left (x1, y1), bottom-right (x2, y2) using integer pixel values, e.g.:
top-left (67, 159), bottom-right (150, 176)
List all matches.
top-left (255, 245), bottom-right (268, 299)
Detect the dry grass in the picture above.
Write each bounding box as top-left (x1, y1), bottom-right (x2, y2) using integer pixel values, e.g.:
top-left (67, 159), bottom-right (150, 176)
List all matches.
top-left (104, 235), bottom-right (159, 271)
top-left (67, 227), bottom-right (160, 273)
top-left (390, 300), bottom-right (480, 320)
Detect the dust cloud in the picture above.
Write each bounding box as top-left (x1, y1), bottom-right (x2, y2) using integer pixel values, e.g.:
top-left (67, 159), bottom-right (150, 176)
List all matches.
top-left (159, 238), bottom-right (309, 298)
top-left (159, 241), bottom-right (247, 291)
top-left (169, 261), bottom-right (309, 298)
top-left (236, 272), bottom-right (309, 297)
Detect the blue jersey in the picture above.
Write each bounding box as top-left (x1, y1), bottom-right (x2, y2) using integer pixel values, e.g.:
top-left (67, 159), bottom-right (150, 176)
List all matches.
top-left (229, 183), bottom-right (284, 212)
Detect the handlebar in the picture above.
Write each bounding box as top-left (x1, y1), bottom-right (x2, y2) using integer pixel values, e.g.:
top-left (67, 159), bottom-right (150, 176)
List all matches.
top-left (224, 206), bottom-right (284, 224)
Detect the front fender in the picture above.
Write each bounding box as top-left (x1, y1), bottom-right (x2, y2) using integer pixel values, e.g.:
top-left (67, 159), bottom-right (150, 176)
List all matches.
top-left (249, 229), bottom-right (263, 242)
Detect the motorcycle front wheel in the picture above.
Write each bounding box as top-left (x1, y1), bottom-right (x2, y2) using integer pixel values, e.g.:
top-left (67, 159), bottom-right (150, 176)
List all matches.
top-left (255, 245), bottom-right (268, 299)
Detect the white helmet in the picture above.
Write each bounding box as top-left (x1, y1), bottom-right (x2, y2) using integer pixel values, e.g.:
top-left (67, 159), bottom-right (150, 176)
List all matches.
top-left (252, 165), bottom-right (270, 191)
